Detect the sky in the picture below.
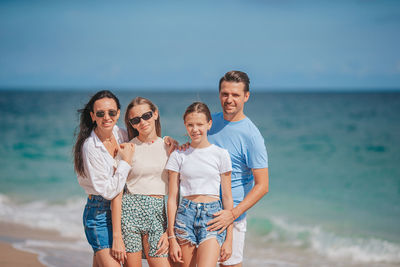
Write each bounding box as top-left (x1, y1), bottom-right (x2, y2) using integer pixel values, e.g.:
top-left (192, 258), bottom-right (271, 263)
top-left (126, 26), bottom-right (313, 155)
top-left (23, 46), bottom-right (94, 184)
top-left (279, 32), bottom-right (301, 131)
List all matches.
top-left (0, 0), bottom-right (400, 91)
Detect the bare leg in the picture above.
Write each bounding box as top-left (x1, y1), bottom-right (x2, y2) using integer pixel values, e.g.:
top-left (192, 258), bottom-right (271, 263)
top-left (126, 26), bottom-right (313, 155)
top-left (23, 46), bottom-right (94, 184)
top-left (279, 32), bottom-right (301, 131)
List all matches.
top-left (220, 264), bottom-right (242, 267)
top-left (125, 251), bottom-right (142, 267)
top-left (179, 241), bottom-right (196, 267)
top-left (92, 253), bottom-right (99, 267)
top-left (94, 248), bottom-right (121, 267)
top-left (142, 234), bottom-right (171, 267)
top-left (196, 238), bottom-right (220, 267)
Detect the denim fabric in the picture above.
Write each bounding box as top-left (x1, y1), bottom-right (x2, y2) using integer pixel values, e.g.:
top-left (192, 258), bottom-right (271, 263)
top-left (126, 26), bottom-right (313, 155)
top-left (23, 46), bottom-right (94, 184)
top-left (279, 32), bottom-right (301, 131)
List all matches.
top-left (83, 195), bottom-right (113, 252)
top-left (175, 198), bottom-right (226, 246)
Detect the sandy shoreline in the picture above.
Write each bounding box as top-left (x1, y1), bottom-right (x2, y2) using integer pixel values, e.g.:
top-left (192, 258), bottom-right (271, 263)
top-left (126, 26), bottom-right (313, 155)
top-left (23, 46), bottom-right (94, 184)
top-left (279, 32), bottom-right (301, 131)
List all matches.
top-left (0, 222), bottom-right (58, 267)
top-left (0, 241), bottom-right (45, 267)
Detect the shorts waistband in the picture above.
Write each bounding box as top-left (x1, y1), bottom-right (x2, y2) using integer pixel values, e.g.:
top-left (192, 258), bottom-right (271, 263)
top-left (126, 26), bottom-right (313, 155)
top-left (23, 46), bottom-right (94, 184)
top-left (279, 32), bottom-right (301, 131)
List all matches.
top-left (180, 197), bottom-right (221, 209)
top-left (88, 194), bottom-right (110, 202)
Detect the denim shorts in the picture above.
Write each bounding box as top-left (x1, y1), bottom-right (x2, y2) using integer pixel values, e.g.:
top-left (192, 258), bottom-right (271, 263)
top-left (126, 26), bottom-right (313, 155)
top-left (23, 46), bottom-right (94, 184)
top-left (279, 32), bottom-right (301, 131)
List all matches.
top-left (175, 198), bottom-right (226, 247)
top-left (83, 195), bottom-right (112, 252)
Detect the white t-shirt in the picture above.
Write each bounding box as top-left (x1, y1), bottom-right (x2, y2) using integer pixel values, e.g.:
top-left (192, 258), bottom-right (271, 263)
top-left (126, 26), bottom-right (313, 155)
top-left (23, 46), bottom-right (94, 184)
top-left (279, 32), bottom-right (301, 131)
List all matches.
top-left (125, 137), bottom-right (169, 195)
top-left (165, 144), bottom-right (232, 197)
top-left (77, 125), bottom-right (131, 200)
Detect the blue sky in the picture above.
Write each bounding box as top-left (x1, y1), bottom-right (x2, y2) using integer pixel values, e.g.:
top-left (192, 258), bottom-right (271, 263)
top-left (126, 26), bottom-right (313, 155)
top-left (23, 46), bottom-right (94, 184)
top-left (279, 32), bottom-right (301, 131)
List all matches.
top-left (1, 0), bottom-right (400, 91)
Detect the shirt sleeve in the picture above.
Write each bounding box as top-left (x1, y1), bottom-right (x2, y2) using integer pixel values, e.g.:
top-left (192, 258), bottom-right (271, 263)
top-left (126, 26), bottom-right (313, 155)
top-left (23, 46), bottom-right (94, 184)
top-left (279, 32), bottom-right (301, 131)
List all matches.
top-left (219, 148), bottom-right (232, 174)
top-left (247, 133), bottom-right (268, 169)
top-left (82, 143), bottom-right (131, 200)
top-left (165, 150), bottom-right (181, 173)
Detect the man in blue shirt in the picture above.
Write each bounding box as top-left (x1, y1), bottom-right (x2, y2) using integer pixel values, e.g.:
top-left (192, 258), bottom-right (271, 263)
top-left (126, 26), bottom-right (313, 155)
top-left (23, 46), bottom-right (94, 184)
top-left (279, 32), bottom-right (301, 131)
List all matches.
top-left (207, 70), bottom-right (269, 267)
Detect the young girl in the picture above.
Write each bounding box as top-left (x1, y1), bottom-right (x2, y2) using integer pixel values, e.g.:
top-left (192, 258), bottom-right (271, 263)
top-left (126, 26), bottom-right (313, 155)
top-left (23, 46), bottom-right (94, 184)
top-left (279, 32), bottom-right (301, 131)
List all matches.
top-left (166, 102), bottom-right (233, 267)
top-left (74, 90), bottom-right (135, 267)
top-left (111, 97), bottom-right (171, 267)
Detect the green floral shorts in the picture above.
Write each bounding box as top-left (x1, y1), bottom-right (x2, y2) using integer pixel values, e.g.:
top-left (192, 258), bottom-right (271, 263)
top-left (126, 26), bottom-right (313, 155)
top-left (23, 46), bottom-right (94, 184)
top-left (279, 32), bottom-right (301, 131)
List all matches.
top-left (121, 194), bottom-right (167, 257)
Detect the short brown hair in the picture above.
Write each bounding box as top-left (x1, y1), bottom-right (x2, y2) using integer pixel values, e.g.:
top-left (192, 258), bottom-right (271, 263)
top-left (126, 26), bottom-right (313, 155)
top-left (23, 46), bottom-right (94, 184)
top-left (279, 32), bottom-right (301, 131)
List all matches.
top-left (183, 102), bottom-right (212, 122)
top-left (219, 70), bottom-right (250, 92)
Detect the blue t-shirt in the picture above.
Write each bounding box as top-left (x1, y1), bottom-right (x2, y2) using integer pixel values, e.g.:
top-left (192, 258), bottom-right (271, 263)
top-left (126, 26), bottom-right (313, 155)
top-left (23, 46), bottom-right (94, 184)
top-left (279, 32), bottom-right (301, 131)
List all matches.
top-left (208, 112), bottom-right (268, 221)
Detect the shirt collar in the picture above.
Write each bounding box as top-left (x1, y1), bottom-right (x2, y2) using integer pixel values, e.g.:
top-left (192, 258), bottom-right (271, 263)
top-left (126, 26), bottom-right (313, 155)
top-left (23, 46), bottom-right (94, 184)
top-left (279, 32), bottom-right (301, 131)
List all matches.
top-left (91, 125), bottom-right (119, 148)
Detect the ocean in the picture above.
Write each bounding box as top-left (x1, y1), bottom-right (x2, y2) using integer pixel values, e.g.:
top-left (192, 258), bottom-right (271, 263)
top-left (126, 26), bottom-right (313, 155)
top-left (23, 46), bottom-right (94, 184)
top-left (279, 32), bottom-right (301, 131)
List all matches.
top-left (0, 90), bottom-right (399, 266)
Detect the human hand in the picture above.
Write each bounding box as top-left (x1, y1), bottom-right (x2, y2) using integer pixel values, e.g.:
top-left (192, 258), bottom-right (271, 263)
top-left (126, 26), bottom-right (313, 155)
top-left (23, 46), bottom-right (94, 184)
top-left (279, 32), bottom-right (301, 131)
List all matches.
top-left (178, 142), bottom-right (190, 151)
top-left (163, 136), bottom-right (179, 155)
top-left (169, 238), bottom-right (184, 263)
top-left (111, 236), bottom-right (127, 264)
top-left (219, 239), bottom-right (232, 262)
top-left (155, 231), bottom-right (169, 255)
top-left (206, 209), bottom-right (235, 233)
top-left (119, 143), bottom-right (135, 164)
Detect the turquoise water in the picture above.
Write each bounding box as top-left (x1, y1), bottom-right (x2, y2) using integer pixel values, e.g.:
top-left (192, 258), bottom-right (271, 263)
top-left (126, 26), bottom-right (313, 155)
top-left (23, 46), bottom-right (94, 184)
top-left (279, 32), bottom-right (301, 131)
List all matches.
top-left (0, 90), bottom-right (399, 266)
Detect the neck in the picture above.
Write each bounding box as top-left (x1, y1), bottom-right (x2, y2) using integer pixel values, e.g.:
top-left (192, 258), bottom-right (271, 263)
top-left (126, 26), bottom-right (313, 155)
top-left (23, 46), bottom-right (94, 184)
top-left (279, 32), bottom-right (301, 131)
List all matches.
top-left (95, 127), bottom-right (113, 142)
top-left (137, 131), bottom-right (158, 143)
top-left (190, 140), bottom-right (211, 149)
top-left (223, 110), bottom-right (246, 122)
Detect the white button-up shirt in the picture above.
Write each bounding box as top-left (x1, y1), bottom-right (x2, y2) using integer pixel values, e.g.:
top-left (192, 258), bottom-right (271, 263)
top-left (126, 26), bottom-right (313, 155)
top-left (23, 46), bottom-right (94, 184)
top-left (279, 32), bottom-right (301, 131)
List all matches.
top-left (77, 125), bottom-right (131, 200)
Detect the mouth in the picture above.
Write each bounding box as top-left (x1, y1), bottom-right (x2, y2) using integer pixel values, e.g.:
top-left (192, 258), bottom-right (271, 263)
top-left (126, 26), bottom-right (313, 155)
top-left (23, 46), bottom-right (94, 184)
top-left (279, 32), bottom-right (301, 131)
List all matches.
top-left (140, 124), bottom-right (149, 131)
top-left (102, 121), bottom-right (113, 127)
top-left (224, 104), bottom-right (235, 110)
top-left (190, 133), bottom-right (201, 139)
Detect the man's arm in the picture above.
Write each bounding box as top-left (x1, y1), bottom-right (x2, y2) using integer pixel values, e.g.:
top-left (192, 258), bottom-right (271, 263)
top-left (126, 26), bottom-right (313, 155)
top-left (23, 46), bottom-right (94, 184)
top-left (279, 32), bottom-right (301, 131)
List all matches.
top-left (207, 167), bottom-right (268, 231)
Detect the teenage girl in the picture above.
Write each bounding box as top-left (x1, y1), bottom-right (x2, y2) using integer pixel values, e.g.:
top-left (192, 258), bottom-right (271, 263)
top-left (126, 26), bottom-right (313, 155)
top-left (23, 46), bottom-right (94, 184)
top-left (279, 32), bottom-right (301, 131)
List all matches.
top-left (74, 90), bottom-right (135, 267)
top-left (166, 102), bottom-right (233, 267)
top-left (111, 97), bottom-right (171, 267)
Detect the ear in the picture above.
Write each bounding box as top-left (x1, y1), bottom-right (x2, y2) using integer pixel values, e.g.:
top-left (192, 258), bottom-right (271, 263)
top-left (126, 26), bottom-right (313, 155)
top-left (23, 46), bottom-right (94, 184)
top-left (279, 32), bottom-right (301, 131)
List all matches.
top-left (116, 109), bottom-right (121, 121)
top-left (244, 91), bottom-right (250, 103)
top-left (207, 119), bottom-right (212, 130)
top-left (90, 111), bottom-right (95, 122)
top-left (154, 109), bottom-right (159, 120)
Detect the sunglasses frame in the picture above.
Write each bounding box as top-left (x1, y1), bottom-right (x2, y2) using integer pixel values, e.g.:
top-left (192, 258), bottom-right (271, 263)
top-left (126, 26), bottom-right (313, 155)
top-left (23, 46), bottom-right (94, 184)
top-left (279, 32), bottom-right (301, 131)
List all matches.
top-left (95, 109), bottom-right (118, 118)
top-left (129, 111), bottom-right (153, 125)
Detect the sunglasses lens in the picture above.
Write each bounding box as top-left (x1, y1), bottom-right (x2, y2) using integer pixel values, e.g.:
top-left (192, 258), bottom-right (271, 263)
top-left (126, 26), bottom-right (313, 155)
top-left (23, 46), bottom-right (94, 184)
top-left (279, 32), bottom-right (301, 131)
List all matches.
top-left (109, 110), bottom-right (118, 117)
top-left (130, 117), bottom-right (141, 125)
top-left (96, 111), bottom-right (105, 117)
top-left (142, 111), bottom-right (153, 120)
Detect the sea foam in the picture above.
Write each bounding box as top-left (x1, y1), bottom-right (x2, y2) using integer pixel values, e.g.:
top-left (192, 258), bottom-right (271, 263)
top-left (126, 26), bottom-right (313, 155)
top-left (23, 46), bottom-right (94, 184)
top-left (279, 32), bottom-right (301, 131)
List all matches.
top-left (0, 194), bottom-right (85, 239)
top-left (250, 216), bottom-right (400, 264)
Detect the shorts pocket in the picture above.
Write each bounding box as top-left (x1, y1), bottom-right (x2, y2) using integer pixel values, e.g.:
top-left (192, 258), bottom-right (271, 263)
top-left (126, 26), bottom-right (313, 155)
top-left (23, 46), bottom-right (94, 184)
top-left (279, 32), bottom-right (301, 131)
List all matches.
top-left (177, 205), bottom-right (185, 214)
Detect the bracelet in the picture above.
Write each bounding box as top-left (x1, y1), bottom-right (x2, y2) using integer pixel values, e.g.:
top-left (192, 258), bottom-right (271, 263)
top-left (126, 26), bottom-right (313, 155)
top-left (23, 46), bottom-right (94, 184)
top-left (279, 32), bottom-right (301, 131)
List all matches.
top-left (168, 235), bottom-right (176, 239)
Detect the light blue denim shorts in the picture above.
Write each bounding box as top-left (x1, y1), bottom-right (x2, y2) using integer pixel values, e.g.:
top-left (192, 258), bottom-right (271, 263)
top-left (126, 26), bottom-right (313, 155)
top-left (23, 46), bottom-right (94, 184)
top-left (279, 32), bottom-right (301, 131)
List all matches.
top-left (175, 197), bottom-right (226, 246)
top-left (83, 195), bottom-right (112, 252)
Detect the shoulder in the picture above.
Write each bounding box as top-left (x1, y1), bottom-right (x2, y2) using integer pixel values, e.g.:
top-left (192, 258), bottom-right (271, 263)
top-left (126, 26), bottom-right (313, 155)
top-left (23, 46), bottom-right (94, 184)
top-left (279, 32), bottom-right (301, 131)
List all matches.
top-left (209, 144), bottom-right (230, 159)
top-left (211, 112), bottom-right (224, 123)
top-left (238, 117), bottom-right (264, 140)
top-left (82, 132), bottom-right (96, 153)
top-left (129, 137), bottom-right (140, 145)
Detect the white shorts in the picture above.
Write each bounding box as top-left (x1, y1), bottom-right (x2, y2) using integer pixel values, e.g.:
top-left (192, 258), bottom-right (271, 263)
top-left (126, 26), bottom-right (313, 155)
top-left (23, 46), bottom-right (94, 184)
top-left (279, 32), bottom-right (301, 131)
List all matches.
top-left (220, 218), bottom-right (247, 266)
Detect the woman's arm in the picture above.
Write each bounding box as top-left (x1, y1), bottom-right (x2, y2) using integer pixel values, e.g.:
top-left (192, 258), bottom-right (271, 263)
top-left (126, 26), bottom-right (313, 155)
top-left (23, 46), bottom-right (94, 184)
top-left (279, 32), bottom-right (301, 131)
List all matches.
top-left (167, 170), bottom-right (183, 263)
top-left (82, 142), bottom-right (134, 200)
top-left (220, 171), bottom-right (233, 262)
top-left (111, 191), bottom-right (126, 264)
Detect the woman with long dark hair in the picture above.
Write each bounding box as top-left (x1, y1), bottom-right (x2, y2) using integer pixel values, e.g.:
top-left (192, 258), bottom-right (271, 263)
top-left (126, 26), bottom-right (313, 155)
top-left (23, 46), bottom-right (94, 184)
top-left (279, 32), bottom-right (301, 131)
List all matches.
top-left (74, 90), bottom-right (135, 267)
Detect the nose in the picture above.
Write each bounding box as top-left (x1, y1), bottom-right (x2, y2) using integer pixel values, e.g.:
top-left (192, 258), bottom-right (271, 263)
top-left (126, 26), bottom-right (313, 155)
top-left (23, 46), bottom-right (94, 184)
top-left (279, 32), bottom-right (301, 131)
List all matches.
top-left (226, 94), bottom-right (233, 103)
top-left (104, 112), bottom-right (111, 120)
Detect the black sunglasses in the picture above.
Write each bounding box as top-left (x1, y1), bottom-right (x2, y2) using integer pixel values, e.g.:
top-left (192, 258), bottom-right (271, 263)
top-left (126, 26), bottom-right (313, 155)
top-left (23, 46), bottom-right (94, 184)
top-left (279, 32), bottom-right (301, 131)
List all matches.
top-left (129, 111), bottom-right (153, 125)
top-left (95, 110), bottom-right (118, 118)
